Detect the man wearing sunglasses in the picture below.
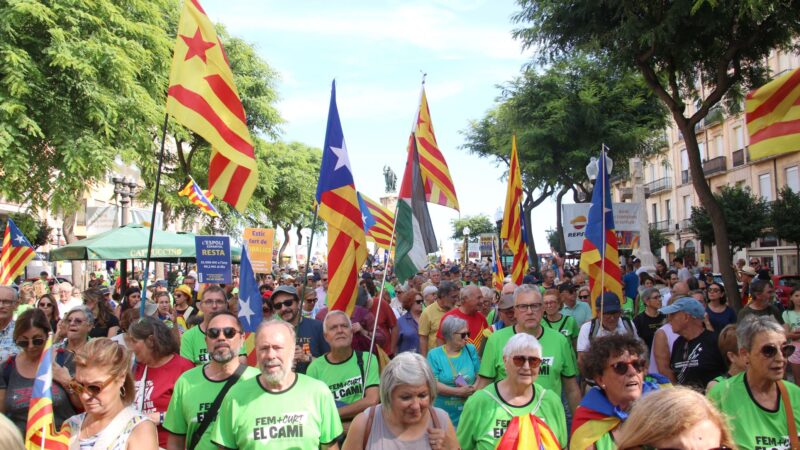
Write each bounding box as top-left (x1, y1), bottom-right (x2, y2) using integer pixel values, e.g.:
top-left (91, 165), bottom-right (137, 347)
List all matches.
top-left (270, 285), bottom-right (327, 374)
top-left (180, 286), bottom-right (247, 366)
top-left (165, 312), bottom-right (259, 450)
top-left (0, 287), bottom-right (19, 362)
top-left (660, 297), bottom-right (726, 389)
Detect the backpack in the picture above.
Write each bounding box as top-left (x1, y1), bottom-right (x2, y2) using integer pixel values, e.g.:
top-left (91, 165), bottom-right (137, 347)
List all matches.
top-left (588, 317), bottom-right (635, 342)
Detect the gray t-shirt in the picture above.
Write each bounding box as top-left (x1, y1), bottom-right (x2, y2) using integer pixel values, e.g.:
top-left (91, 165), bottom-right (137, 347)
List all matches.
top-left (0, 356), bottom-right (76, 433)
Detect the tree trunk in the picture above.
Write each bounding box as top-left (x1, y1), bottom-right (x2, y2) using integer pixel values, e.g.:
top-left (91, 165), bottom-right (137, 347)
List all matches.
top-left (277, 225), bottom-right (290, 266)
top-left (62, 212), bottom-right (84, 289)
top-left (676, 118), bottom-right (741, 310)
top-left (555, 187), bottom-right (569, 254)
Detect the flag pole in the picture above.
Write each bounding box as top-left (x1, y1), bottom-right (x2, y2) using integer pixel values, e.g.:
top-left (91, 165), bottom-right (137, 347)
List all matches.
top-left (302, 206), bottom-right (319, 290)
top-left (140, 113), bottom-right (170, 316)
top-left (600, 144), bottom-right (608, 318)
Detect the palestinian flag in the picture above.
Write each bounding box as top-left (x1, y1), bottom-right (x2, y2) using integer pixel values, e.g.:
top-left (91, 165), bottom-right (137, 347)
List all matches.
top-left (394, 134), bottom-right (437, 284)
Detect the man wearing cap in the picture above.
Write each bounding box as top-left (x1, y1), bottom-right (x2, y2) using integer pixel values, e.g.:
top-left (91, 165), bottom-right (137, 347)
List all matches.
top-left (490, 293), bottom-right (516, 331)
top-left (418, 281), bottom-right (459, 356)
top-left (271, 285), bottom-right (328, 374)
top-left (737, 265), bottom-right (757, 305)
top-left (180, 285), bottom-right (247, 366)
top-left (660, 297), bottom-right (726, 389)
top-left (576, 292), bottom-right (638, 364)
top-left (560, 283), bottom-right (592, 327)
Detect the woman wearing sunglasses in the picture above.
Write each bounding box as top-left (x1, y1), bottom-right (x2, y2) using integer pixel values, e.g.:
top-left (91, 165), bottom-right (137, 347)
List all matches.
top-left (427, 316), bottom-right (480, 427)
top-left (127, 317), bottom-right (193, 449)
top-left (571, 334), bottom-right (666, 450)
top-left (705, 282), bottom-right (736, 334)
top-left (457, 333), bottom-right (567, 450)
top-left (63, 338), bottom-right (158, 450)
top-left (395, 289), bottom-right (423, 354)
top-left (0, 309), bottom-right (78, 434)
top-left (36, 293), bottom-right (60, 332)
top-left (708, 316), bottom-right (800, 450)
top-left (616, 387), bottom-right (735, 450)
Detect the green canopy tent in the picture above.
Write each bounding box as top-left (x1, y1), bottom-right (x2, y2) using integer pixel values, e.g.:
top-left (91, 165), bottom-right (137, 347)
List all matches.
top-left (49, 223), bottom-right (242, 262)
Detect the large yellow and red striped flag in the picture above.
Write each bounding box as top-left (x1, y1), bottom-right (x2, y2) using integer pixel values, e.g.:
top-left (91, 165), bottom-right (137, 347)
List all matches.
top-left (1, 218), bottom-right (36, 286)
top-left (25, 335), bottom-right (71, 450)
top-left (413, 86), bottom-right (459, 210)
top-left (315, 81), bottom-right (367, 316)
top-left (500, 136), bottom-right (529, 285)
top-left (746, 67), bottom-right (800, 160)
top-left (166, 0), bottom-right (258, 212)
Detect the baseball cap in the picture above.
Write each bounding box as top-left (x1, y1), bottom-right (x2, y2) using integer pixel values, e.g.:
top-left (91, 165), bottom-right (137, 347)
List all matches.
top-left (449, 266), bottom-right (460, 274)
top-left (659, 297), bottom-right (705, 319)
top-left (594, 292), bottom-right (622, 314)
top-left (497, 293), bottom-right (515, 310)
top-left (738, 265), bottom-right (757, 277)
top-left (522, 275), bottom-right (536, 285)
top-left (99, 286), bottom-right (111, 295)
top-left (270, 285), bottom-right (299, 302)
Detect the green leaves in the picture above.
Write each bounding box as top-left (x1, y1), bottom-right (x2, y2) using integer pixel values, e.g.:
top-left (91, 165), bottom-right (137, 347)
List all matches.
top-left (688, 185), bottom-right (771, 253)
top-left (771, 187), bottom-right (800, 250)
top-left (451, 215), bottom-right (496, 240)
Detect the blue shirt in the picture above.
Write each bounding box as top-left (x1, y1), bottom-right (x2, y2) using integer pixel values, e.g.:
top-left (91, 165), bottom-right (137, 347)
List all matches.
top-left (562, 301), bottom-right (593, 327)
top-left (295, 317), bottom-right (329, 374)
top-left (427, 344), bottom-right (480, 427)
top-left (396, 311), bottom-right (420, 354)
top-left (623, 271), bottom-right (639, 301)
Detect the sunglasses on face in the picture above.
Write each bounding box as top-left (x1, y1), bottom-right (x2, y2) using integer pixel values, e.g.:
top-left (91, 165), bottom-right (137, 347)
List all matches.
top-left (273, 299), bottom-right (295, 309)
top-left (69, 375), bottom-right (116, 399)
top-left (415, 299), bottom-right (424, 304)
top-left (511, 355), bottom-right (542, 368)
top-left (578, 295), bottom-right (589, 299)
top-left (707, 288), bottom-right (722, 293)
top-left (16, 338), bottom-right (46, 348)
top-left (455, 332), bottom-right (469, 339)
top-left (759, 343), bottom-right (795, 359)
top-left (38, 303), bottom-right (53, 308)
top-left (608, 359), bottom-right (647, 375)
top-left (207, 327), bottom-right (241, 339)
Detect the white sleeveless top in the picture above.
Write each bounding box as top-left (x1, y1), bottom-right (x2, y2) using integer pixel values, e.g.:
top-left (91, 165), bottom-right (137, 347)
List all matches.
top-left (648, 322), bottom-right (678, 374)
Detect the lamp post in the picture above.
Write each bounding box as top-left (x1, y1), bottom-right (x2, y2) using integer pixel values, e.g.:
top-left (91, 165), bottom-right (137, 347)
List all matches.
top-left (463, 226), bottom-right (470, 265)
top-left (112, 175), bottom-right (138, 291)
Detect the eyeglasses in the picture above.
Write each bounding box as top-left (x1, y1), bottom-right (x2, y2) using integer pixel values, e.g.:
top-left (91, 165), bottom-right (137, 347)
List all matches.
top-left (456, 332), bottom-right (469, 339)
top-left (707, 288), bottom-right (722, 293)
top-left (16, 338), bottom-right (46, 348)
top-left (0, 299), bottom-right (17, 307)
top-left (415, 299), bottom-right (424, 304)
top-left (207, 327), bottom-right (241, 339)
top-left (69, 375), bottom-right (116, 399)
top-left (273, 299), bottom-right (295, 309)
top-left (304, 297), bottom-right (317, 302)
top-left (608, 359), bottom-right (647, 375)
top-left (511, 355), bottom-right (542, 368)
top-left (759, 343), bottom-right (795, 359)
top-left (67, 318), bottom-right (85, 325)
top-left (202, 299), bottom-right (227, 306)
top-left (578, 295), bottom-right (589, 300)
top-left (515, 303), bottom-right (543, 311)
top-left (38, 303), bottom-right (53, 308)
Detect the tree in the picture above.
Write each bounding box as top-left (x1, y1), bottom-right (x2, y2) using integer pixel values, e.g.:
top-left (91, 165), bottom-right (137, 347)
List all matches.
top-left (462, 54), bottom-right (666, 268)
top-left (688, 186), bottom-right (770, 259)
top-left (512, 0), bottom-right (800, 309)
top-left (0, 214), bottom-right (52, 249)
top-left (451, 215), bottom-right (495, 241)
top-left (648, 225), bottom-right (671, 256)
top-left (771, 187), bottom-right (800, 267)
top-left (545, 229), bottom-right (560, 252)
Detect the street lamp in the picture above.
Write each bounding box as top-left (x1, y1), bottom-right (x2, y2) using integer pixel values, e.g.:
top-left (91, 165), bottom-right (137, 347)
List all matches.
top-left (463, 226), bottom-right (470, 265)
top-left (585, 154), bottom-right (614, 182)
top-left (111, 175), bottom-right (138, 291)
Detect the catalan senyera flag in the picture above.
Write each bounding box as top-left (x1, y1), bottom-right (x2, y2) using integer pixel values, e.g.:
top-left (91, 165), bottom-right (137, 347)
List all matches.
top-left (492, 237), bottom-right (505, 291)
top-left (166, 0), bottom-right (257, 212)
top-left (495, 413), bottom-right (562, 450)
top-left (413, 86), bottom-right (459, 210)
top-left (315, 81), bottom-right (367, 316)
top-left (25, 335), bottom-right (71, 450)
top-left (578, 149), bottom-right (623, 317)
top-left (500, 135), bottom-right (529, 285)
top-left (746, 67), bottom-right (800, 160)
top-left (237, 245), bottom-right (262, 366)
top-left (178, 176), bottom-right (220, 217)
top-left (357, 192), bottom-right (395, 250)
top-left (1, 218), bottom-right (36, 286)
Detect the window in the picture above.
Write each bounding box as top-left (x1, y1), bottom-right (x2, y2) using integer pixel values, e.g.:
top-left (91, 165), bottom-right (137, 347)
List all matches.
top-left (759, 173), bottom-right (772, 201)
top-left (651, 203), bottom-right (658, 223)
top-left (786, 166), bottom-right (799, 193)
top-left (714, 135), bottom-right (724, 159)
top-left (699, 141), bottom-right (706, 160)
top-left (683, 195), bottom-right (692, 219)
top-left (734, 125), bottom-right (744, 150)
top-left (681, 149), bottom-right (690, 184)
top-left (665, 199), bottom-right (672, 221)
top-left (649, 162), bottom-right (656, 182)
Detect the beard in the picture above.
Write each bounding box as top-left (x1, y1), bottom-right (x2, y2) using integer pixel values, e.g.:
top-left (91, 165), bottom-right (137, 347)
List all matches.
top-left (260, 358), bottom-right (289, 384)
top-left (211, 346), bottom-right (236, 363)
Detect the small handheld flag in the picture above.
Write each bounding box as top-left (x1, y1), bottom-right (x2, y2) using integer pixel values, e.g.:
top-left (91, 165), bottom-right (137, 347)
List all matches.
top-left (1, 218), bottom-right (36, 286)
top-left (24, 334), bottom-right (71, 450)
top-left (178, 176), bottom-right (220, 217)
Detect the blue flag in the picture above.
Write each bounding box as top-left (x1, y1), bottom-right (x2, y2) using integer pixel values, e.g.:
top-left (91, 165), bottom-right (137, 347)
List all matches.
top-left (237, 246), bottom-right (263, 333)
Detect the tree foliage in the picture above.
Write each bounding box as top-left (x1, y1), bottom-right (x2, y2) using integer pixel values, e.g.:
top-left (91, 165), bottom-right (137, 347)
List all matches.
top-left (0, 213), bottom-right (52, 249)
top-left (451, 215), bottom-right (495, 241)
top-left (648, 225), bottom-right (671, 255)
top-left (771, 187), bottom-right (800, 254)
top-left (546, 229), bottom-right (560, 251)
top-left (688, 185), bottom-right (770, 254)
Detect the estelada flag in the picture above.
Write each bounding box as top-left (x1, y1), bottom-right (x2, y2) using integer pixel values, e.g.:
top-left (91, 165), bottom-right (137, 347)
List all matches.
top-left (746, 67), bottom-right (800, 160)
top-left (357, 192), bottom-right (395, 250)
top-left (412, 86), bottom-right (459, 210)
top-left (166, 0), bottom-right (258, 212)
top-left (0, 218), bottom-right (36, 286)
top-left (25, 335), bottom-right (71, 450)
top-left (178, 176), bottom-right (220, 217)
top-left (496, 414), bottom-right (561, 450)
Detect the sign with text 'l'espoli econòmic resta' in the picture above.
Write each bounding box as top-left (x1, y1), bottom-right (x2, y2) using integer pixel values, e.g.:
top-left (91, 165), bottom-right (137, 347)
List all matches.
top-left (195, 235), bottom-right (231, 284)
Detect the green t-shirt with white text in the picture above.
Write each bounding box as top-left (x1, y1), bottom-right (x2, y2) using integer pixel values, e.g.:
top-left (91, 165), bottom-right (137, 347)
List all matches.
top-left (478, 325), bottom-right (577, 394)
top-left (163, 364), bottom-right (260, 450)
top-left (306, 351), bottom-right (379, 406)
top-left (211, 374), bottom-right (343, 450)
top-left (179, 325), bottom-right (247, 366)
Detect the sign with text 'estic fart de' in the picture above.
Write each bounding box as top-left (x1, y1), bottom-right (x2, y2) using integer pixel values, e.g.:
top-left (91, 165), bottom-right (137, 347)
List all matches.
top-left (243, 228), bottom-right (274, 274)
top-left (195, 236), bottom-right (232, 284)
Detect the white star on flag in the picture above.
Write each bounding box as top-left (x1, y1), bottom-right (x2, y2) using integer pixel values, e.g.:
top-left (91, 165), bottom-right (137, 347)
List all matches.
top-left (238, 296), bottom-right (255, 325)
top-left (14, 234), bottom-right (25, 245)
top-left (37, 370), bottom-right (51, 394)
top-left (330, 140), bottom-right (351, 172)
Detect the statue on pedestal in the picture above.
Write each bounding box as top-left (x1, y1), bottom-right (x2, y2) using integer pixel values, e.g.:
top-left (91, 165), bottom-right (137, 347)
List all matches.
top-left (382, 166), bottom-right (397, 193)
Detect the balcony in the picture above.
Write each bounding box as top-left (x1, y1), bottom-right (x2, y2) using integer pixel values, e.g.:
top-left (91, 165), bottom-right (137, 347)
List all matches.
top-left (651, 220), bottom-right (675, 232)
top-left (732, 146), bottom-right (750, 167)
top-left (694, 106), bottom-right (725, 132)
top-left (703, 156), bottom-right (727, 177)
top-left (644, 177), bottom-right (672, 195)
top-left (678, 218), bottom-right (692, 230)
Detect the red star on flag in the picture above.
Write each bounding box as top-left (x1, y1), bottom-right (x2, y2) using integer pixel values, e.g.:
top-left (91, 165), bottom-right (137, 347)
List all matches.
top-left (181, 28), bottom-right (215, 63)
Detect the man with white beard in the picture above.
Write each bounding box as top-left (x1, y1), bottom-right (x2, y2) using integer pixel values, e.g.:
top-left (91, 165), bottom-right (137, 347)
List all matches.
top-left (211, 319), bottom-right (343, 450)
top-left (164, 312), bottom-right (259, 450)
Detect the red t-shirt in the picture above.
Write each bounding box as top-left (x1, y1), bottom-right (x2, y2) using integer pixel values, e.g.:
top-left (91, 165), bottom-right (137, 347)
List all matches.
top-left (370, 298), bottom-right (398, 355)
top-left (436, 308), bottom-right (489, 349)
top-left (133, 354), bottom-right (194, 447)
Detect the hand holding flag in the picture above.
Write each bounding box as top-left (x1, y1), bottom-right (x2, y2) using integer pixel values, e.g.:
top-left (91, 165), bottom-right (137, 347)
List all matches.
top-left (24, 335), bottom-right (71, 450)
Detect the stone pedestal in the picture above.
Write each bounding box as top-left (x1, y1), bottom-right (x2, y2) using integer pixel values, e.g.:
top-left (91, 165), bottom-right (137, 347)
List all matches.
top-left (380, 193), bottom-right (398, 214)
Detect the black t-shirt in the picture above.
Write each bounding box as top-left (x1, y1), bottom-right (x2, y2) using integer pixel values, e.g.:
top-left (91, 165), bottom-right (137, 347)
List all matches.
top-left (633, 312), bottom-right (665, 350)
top-left (670, 329), bottom-right (726, 390)
top-left (89, 314), bottom-right (120, 338)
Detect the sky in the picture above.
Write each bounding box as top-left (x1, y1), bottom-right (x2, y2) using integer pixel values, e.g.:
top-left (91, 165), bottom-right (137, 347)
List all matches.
top-left (201, 0), bottom-right (558, 258)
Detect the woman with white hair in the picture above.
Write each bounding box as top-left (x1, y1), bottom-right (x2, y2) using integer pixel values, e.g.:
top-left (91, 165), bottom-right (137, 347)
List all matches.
top-left (427, 316), bottom-right (480, 427)
top-left (708, 315), bottom-right (800, 450)
top-left (457, 333), bottom-right (567, 450)
top-left (343, 352), bottom-right (457, 449)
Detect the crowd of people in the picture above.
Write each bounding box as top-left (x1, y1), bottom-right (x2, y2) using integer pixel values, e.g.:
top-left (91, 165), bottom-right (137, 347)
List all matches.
top-left (0, 255), bottom-right (798, 449)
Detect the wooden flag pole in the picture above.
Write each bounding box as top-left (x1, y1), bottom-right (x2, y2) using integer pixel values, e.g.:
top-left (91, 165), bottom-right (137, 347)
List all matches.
top-left (301, 206), bottom-right (319, 302)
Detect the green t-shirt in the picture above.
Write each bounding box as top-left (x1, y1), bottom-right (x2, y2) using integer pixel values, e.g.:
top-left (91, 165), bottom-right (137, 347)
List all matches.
top-left (708, 372), bottom-right (800, 450)
top-left (179, 325), bottom-right (247, 366)
top-left (163, 364), bottom-right (260, 450)
top-left (306, 351), bottom-right (379, 406)
top-left (211, 374), bottom-right (343, 450)
top-left (542, 314), bottom-right (580, 343)
top-left (456, 382), bottom-right (567, 450)
top-left (478, 325), bottom-right (578, 394)
top-left (486, 308), bottom-right (497, 325)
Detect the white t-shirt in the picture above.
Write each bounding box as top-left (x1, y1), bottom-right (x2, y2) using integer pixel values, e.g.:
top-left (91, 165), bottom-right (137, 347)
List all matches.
top-left (576, 317), bottom-right (639, 352)
top-left (57, 298), bottom-right (83, 319)
top-left (648, 322), bottom-right (678, 374)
